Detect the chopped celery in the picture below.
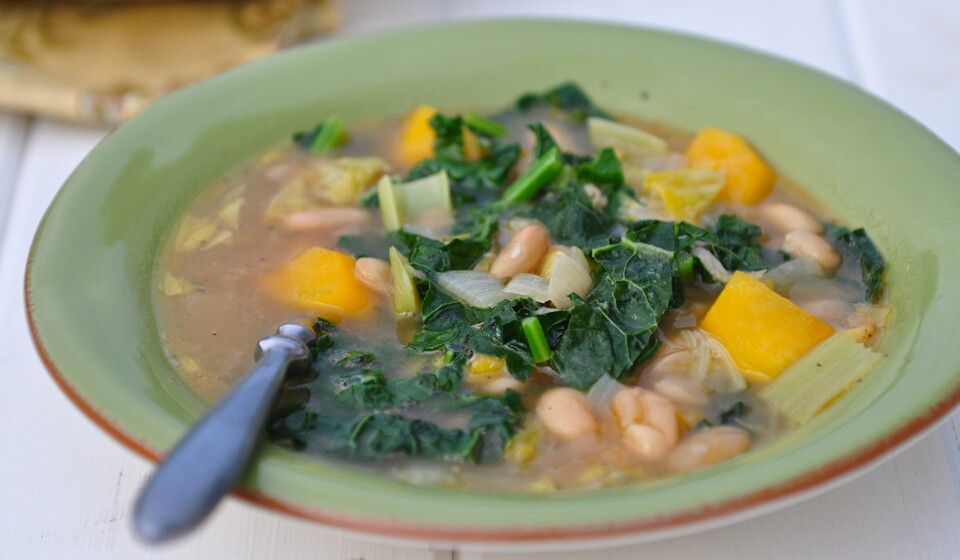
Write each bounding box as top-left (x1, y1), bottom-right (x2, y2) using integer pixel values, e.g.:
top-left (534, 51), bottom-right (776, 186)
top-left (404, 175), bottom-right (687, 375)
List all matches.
top-left (586, 117), bottom-right (668, 159)
top-left (464, 113), bottom-right (507, 137)
top-left (377, 175), bottom-right (404, 230)
top-left (310, 115), bottom-right (347, 153)
top-left (397, 170), bottom-right (452, 217)
top-left (377, 171), bottom-right (452, 231)
top-left (521, 316), bottom-right (552, 363)
top-left (388, 246), bottom-right (420, 316)
top-left (760, 333), bottom-right (883, 425)
top-left (500, 147), bottom-right (562, 206)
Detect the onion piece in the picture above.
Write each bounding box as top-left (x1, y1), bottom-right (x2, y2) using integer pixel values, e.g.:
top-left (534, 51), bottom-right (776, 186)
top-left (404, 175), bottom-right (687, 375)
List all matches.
top-left (435, 270), bottom-right (509, 308)
top-left (547, 251), bottom-right (592, 309)
top-left (692, 246), bottom-right (731, 283)
top-left (586, 374), bottom-right (627, 408)
top-left (763, 257), bottom-right (825, 293)
top-left (675, 329), bottom-right (747, 393)
top-left (504, 273), bottom-right (550, 302)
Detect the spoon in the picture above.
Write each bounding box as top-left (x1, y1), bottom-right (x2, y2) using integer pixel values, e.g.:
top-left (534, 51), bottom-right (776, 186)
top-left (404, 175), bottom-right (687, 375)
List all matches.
top-left (133, 323), bottom-right (315, 543)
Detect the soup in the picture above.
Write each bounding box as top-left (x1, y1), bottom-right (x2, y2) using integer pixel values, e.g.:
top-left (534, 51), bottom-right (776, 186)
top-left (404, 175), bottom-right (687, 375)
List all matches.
top-left (155, 83), bottom-right (888, 491)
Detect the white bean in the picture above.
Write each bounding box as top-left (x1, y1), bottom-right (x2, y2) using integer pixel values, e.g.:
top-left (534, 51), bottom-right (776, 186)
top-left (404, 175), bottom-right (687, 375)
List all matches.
top-left (536, 387), bottom-right (597, 440)
top-left (611, 387), bottom-right (679, 461)
top-left (279, 206), bottom-right (371, 233)
top-left (756, 202), bottom-right (822, 235)
top-left (800, 298), bottom-right (856, 324)
top-left (489, 224), bottom-right (550, 279)
top-left (781, 230), bottom-right (841, 272)
top-left (354, 257), bottom-right (392, 296)
top-left (668, 426), bottom-right (751, 473)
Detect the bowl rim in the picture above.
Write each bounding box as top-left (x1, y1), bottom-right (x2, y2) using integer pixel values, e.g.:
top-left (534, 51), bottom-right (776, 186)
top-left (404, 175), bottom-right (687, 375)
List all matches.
top-left (24, 17), bottom-right (960, 545)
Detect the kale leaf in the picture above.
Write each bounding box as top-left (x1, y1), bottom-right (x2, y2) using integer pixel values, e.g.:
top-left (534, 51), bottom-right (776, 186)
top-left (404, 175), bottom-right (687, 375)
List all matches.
top-left (405, 113), bottom-right (521, 205)
top-left (827, 225), bottom-right (886, 302)
top-left (267, 321), bottom-right (524, 463)
top-left (551, 239), bottom-right (674, 388)
top-left (389, 225), bottom-right (493, 274)
top-left (711, 214), bottom-right (767, 271)
top-left (516, 82), bottom-right (611, 120)
top-left (529, 184), bottom-right (615, 249)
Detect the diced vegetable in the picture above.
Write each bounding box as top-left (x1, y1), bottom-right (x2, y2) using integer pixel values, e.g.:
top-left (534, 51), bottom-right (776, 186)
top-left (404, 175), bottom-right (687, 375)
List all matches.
top-left (762, 257), bottom-right (825, 293)
top-left (397, 105), bottom-right (438, 166)
top-left (692, 245), bottom-right (731, 283)
top-left (292, 115), bottom-right (348, 153)
top-left (397, 170), bottom-right (453, 217)
top-left (435, 270), bottom-right (510, 308)
top-left (645, 168), bottom-right (726, 222)
top-left (546, 250), bottom-right (592, 309)
top-left (265, 157), bottom-right (388, 221)
top-left (760, 332), bottom-right (883, 425)
top-left (376, 171), bottom-right (453, 231)
top-left (701, 271), bottom-right (834, 378)
top-left (674, 329), bottom-right (747, 393)
top-left (503, 273), bottom-right (550, 302)
top-left (261, 247), bottom-right (370, 319)
top-left (500, 147), bottom-right (563, 206)
top-left (686, 127), bottom-right (776, 205)
top-left (468, 354), bottom-right (508, 380)
top-left (389, 246), bottom-right (420, 316)
top-left (521, 316), bottom-right (552, 363)
top-left (464, 113), bottom-right (507, 137)
top-left (504, 422), bottom-right (540, 465)
top-left (376, 175), bottom-right (404, 230)
top-left (159, 272), bottom-right (198, 296)
top-left (587, 117), bottom-right (669, 160)
top-left (173, 215), bottom-right (233, 253)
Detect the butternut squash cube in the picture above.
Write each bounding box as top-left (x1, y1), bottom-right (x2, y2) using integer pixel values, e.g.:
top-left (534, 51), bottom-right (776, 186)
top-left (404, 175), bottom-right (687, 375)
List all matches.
top-left (395, 105), bottom-right (483, 167)
top-left (261, 247), bottom-right (369, 320)
top-left (396, 105), bottom-right (437, 167)
top-left (701, 271), bottom-right (834, 377)
top-left (686, 127), bottom-right (776, 205)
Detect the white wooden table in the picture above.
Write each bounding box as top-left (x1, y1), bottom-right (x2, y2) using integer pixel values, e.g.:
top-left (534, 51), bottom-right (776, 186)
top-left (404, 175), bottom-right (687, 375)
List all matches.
top-left (2, 1), bottom-right (959, 558)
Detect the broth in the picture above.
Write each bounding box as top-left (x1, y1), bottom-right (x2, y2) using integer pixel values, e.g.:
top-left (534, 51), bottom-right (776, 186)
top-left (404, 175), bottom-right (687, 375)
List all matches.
top-left (155, 86), bottom-right (887, 491)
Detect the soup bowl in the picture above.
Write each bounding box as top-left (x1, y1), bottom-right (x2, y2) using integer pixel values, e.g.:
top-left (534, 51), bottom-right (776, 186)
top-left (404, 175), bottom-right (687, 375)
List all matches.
top-left (26, 19), bottom-right (960, 546)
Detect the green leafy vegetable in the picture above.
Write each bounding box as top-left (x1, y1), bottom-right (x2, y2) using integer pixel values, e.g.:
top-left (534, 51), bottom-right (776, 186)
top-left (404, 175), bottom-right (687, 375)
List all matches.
top-left (464, 113), bottom-right (507, 137)
top-left (827, 225), bottom-right (886, 302)
top-left (530, 183), bottom-right (614, 249)
top-left (390, 227), bottom-right (492, 274)
top-left (522, 316), bottom-right (552, 363)
top-left (405, 113), bottom-right (521, 205)
top-left (516, 82), bottom-right (611, 120)
top-left (500, 146), bottom-right (563, 205)
top-left (267, 321), bottom-right (524, 463)
top-left (711, 214), bottom-right (767, 271)
top-left (551, 238), bottom-right (674, 388)
top-left (293, 115), bottom-right (348, 153)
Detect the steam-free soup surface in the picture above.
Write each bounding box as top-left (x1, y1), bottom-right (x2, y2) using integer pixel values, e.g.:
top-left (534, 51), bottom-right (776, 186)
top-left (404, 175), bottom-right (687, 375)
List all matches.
top-left (156, 84), bottom-right (888, 491)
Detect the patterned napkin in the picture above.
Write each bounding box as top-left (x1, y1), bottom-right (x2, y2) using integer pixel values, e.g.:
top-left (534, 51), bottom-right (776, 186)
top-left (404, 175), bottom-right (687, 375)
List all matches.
top-left (0, 0), bottom-right (339, 124)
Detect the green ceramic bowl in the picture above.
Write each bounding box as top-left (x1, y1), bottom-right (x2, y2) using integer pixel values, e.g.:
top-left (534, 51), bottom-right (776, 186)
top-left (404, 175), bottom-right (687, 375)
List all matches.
top-left (27, 19), bottom-right (960, 546)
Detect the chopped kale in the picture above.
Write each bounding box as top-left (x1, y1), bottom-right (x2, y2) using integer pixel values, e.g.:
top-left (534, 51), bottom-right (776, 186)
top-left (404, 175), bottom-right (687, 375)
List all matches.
top-left (711, 214), bottom-right (767, 271)
top-left (405, 113), bottom-right (521, 205)
top-left (551, 239), bottom-right (675, 388)
top-left (529, 183), bottom-right (615, 249)
top-left (267, 322), bottom-right (523, 463)
top-left (516, 82), bottom-right (611, 120)
top-left (389, 226), bottom-right (493, 274)
top-left (827, 225), bottom-right (886, 302)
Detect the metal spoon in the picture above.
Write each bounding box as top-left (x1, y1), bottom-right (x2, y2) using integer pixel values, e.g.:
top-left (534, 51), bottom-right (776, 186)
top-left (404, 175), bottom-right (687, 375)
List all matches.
top-left (133, 323), bottom-right (315, 543)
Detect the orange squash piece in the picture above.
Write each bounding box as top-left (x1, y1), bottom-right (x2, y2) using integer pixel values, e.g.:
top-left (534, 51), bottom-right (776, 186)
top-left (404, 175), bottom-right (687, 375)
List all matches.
top-left (686, 127), bottom-right (776, 205)
top-left (701, 271), bottom-right (834, 378)
top-left (396, 105), bottom-right (483, 167)
top-left (261, 247), bottom-right (369, 320)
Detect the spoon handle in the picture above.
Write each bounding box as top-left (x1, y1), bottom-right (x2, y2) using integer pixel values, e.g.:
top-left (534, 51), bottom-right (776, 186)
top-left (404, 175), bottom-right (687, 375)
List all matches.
top-left (133, 333), bottom-right (310, 543)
